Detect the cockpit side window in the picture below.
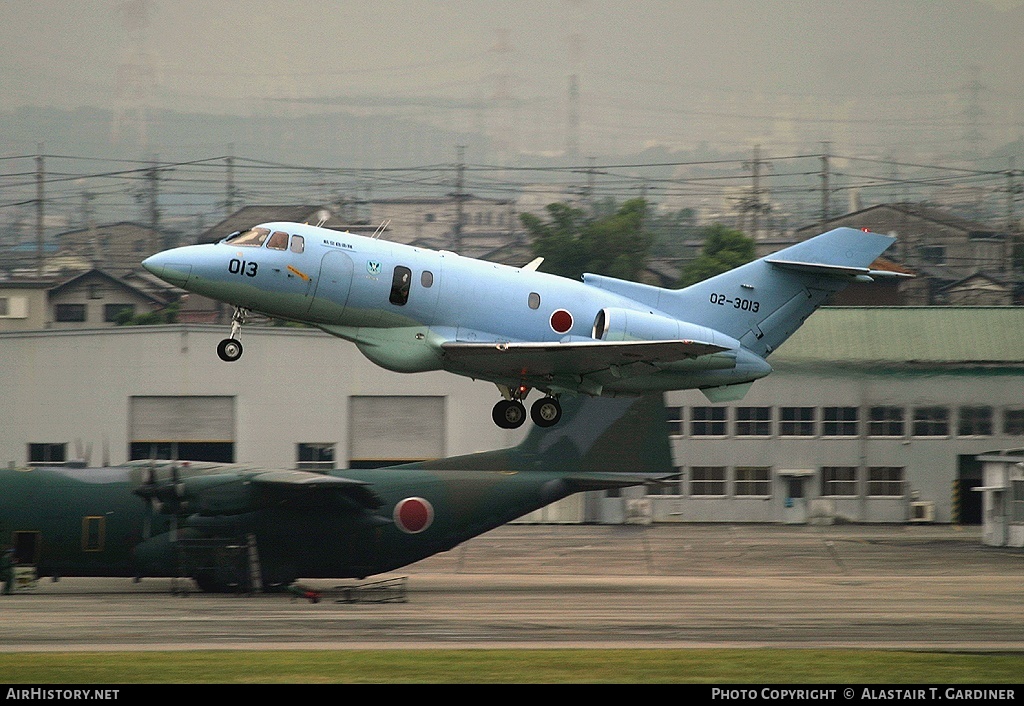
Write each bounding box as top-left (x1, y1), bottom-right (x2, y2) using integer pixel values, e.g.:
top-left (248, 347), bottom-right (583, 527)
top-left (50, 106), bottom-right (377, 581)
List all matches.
top-left (389, 265), bottom-right (412, 306)
top-left (267, 231), bottom-right (289, 250)
top-left (290, 235), bottom-right (305, 253)
top-left (225, 227), bottom-right (270, 247)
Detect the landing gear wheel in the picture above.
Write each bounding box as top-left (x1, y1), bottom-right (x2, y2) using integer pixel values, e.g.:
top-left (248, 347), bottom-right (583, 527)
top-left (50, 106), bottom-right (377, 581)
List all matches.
top-left (217, 338), bottom-right (243, 362)
top-left (492, 399), bottom-right (527, 429)
top-left (531, 398), bottom-right (562, 427)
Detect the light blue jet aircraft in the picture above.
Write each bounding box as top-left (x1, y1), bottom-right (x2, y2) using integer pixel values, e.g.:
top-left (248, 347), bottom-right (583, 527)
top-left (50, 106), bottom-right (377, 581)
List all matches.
top-left (143, 223), bottom-right (902, 428)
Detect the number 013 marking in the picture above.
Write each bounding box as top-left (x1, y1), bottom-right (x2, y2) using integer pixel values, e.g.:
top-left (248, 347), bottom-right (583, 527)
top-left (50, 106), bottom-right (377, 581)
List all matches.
top-left (228, 259), bottom-right (258, 277)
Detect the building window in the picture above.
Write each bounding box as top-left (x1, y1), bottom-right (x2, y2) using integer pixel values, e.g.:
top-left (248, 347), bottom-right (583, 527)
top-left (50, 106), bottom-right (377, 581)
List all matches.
top-left (297, 443), bottom-right (335, 471)
top-left (424, 213), bottom-right (435, 223)
top-left (690, 407), bottom-right (727, 436)
top-left (913, 406), bottom-right (949, 437)
top-left (104, 303), bottom-right (135, 323)
top-left (0, 298), bottom-right (8, 316)
top-left (735, 407), bottom-right (772, 436)
top-left (735, 466), bottom-right (771, 496)
top-left (780, 407), bottom-right (815, 436)
top-left (54, 304), bottom-right (86, 322)
top-left (666, 406), bottom-right (683, 436)
top-left (821, 466), bottom-right (858, 496)
top-left (28, 443), bottom-right (66, 466)
top-left (867, 467), bottom-right (904, 497)
top-left (1004, 409), bottom-right (1024, 436)
top-left (1012, 481), bottom-right (1024, 523)
top-left (822, 407), bottom-right (858, 436)
top-left (690, 466), bottom-right (726, 496)
top-left (918, 245), bottom-right (945, 264)
top-left (959, 406), bottom-right (993, 436)
top-left (868, 406), bottom-right (904, 437)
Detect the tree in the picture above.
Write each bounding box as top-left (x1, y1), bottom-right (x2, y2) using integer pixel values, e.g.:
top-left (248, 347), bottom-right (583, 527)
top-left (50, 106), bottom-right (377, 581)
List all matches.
top-left (520, 198), bottom-right (653, 281)
top-left (678, 224), bottom-right (756, 287)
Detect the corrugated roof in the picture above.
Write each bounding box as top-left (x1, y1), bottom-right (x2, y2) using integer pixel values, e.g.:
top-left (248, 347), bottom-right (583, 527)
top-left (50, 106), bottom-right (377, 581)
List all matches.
top-left (772, 307), bottom-right (1024, 365)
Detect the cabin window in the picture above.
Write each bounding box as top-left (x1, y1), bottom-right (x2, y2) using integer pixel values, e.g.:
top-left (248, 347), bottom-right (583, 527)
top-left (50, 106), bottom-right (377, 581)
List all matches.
top-left (421, 271), bottom-right (433, 288)
top-left (82, 516), bottom-right (105, 552)
top-left (290, 235), bottom-right (305, 253)
top-left (267, 231), bottom-right (289, 250)
top-left (225, 227), bottom-right (270, 247)
top-left (528, 292), bottom-right (541, 310)
top-left (390, 266), bottom-right (412, 306)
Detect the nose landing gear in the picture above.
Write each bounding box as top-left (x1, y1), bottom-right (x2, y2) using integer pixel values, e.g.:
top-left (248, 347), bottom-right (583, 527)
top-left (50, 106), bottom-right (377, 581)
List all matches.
top-left (217, 307), bottom-right (248, 362)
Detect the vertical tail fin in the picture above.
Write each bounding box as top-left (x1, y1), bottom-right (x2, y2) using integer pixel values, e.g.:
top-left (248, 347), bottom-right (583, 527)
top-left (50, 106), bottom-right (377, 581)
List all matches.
top-left (411, 394), bottom-right (672, 475)
top-left (667, 227), bottom-right (897, 358)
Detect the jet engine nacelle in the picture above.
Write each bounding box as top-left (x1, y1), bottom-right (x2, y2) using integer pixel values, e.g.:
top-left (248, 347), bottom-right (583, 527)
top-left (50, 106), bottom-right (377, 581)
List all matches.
top-left (592, 307), bottom-right (726, 347)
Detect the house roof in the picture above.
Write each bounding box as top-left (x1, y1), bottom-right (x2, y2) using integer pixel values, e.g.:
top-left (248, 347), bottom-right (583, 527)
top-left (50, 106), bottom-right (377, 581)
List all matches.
top-left (795, 202), bottom-right (1002, 236)
top-left (772, 306), bottom-right (1024, 366)
top-left (48, 269), bottom-right (169, 305)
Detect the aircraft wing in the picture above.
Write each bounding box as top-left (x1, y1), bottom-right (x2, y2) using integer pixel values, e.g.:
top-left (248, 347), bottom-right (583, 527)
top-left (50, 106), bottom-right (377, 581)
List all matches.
top-left (442, 339), bottom-right (726, 375)
top-left (250, 470), bottom-right (384, 510)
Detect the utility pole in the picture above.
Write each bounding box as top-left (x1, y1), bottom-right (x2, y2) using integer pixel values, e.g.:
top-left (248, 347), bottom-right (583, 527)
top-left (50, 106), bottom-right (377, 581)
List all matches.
top-left (225, 144), bottom-right (237, 216)
top-left (453, 145), bottom-right (465, 252)
top-left (1006, 157), bottom-right (1020, 273)
top-left (743, 144), bottom-right (769, 238)
top-left (820, 141), bottom-right (831, 228)
top-left (35, 148), bottom-right (44, 277)
top-left (147, 158), bottom-right (160, 235)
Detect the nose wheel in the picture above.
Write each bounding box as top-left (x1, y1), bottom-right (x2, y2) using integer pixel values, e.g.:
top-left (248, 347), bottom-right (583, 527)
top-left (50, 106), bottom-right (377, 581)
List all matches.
top-left (217, 338), bottom-right (243, 362)
top-left (217, 307), bottom-right (248, 362)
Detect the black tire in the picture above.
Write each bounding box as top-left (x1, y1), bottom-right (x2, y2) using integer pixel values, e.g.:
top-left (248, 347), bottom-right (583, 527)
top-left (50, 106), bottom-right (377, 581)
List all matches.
top-left (531, 398), bottom-right (562, 427)
top-left (492, 400), bottom-right (527, 428)
top-left (217, 338), bottom-right (243, 362)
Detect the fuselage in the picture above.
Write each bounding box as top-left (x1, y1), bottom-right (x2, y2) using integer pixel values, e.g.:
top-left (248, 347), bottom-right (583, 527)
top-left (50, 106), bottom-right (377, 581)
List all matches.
top-left (0, 462), bottom-right (584, 583)
top-left (142, 222), bottom-right (770, 395)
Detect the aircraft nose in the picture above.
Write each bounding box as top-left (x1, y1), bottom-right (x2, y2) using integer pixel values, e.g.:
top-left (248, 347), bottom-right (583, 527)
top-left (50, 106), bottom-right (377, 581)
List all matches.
top-left (142, 250), bottom-right (193, 288)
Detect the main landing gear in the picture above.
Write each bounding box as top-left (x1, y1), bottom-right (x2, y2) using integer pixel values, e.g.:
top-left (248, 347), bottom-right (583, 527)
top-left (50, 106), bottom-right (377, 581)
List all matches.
top-left (217, 307), bottom-right (248, 362)
top-left (491, 386), bottom-right (562, 429)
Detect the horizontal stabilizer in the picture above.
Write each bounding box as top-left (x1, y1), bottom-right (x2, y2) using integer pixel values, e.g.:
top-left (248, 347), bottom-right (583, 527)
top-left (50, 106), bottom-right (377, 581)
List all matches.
top-left (563, 472), bottom-right (680, 492)
top-left (767, 258), bottom-right (914, 280)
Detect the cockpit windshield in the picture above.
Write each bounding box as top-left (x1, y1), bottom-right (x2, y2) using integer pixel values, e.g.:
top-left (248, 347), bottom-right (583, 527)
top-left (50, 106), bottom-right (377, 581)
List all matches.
top-left (224, 227), bottom-right (270, 247)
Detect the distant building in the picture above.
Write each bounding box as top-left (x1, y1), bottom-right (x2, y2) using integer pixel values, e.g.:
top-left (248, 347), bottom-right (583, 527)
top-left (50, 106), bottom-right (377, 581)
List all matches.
top-left (795, 203), bottom-right (1017, 305)
top-left (56, 222), bottom-right (176, 275)
top-left (0, 269), bottom-right (173, 331)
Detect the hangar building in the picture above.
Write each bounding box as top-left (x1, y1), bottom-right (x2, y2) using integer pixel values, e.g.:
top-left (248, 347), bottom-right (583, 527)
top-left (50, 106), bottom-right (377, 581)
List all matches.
top-left (2, 307), bottom-right (1022, 525)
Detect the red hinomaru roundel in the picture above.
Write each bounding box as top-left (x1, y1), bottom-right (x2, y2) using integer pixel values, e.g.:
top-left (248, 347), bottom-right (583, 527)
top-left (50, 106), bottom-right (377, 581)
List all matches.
top-left (393, 497), bottom-right (434, 534)
top-left (549, 309), bottom-right (573, 334)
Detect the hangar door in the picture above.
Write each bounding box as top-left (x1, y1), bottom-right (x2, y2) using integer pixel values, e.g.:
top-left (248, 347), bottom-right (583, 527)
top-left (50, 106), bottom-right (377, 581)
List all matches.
top-left (129, 396), bottom-right (235, 462)
top-left (348, 396), bottom-right (445, 468)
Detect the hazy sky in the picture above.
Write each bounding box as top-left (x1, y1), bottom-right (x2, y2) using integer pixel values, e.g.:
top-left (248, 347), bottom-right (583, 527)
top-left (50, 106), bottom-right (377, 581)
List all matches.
top-left (3, 0), bottom-right (1024, 157)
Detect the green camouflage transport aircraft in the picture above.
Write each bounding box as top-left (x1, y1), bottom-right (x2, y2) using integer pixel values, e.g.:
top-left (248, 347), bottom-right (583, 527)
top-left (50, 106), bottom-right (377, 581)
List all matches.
top-left (0, 395), bottom-right (672, 592)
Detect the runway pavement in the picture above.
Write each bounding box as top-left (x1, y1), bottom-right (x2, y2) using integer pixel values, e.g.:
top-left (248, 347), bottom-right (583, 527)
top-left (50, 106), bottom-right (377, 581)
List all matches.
top-left (1, 524), bottom-right (1022, 651)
